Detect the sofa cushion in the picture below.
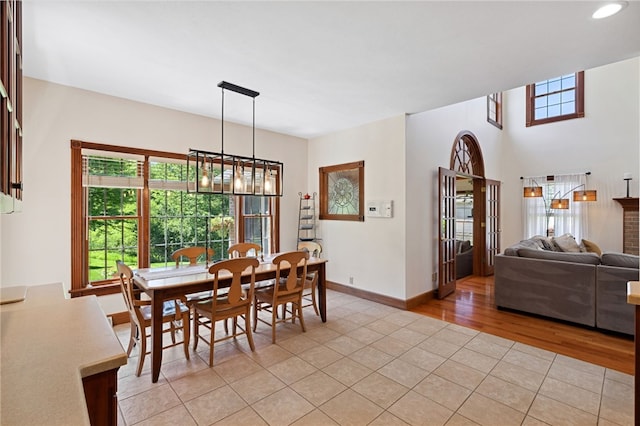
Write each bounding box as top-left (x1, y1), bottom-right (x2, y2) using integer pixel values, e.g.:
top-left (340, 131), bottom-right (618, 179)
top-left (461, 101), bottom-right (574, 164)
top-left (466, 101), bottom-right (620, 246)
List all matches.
top-left (530, 235), bottom-right (554, 251)
top-left (581, 239), bottom-right (602, 256)
top-left (552, 233), bottom-right (581, 252)
top-left (458, 240), bottom-right (471, 253)
top-left (517, 248), bottom-right (601, 264)
top-left (601, 252), bottom-right (639, 269)
top-left (503, 238), bottom-right (541, 256)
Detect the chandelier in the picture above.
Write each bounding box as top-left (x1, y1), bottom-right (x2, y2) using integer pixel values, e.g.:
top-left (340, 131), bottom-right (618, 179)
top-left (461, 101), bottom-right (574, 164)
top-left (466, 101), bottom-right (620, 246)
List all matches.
top-left (187, 81), bottom-right (283, 196)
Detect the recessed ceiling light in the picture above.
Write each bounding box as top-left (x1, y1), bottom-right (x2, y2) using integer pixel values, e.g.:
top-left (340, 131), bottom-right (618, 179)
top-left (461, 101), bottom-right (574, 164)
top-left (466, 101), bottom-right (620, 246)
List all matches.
top-left (592, 2), bottom-right (627, 19)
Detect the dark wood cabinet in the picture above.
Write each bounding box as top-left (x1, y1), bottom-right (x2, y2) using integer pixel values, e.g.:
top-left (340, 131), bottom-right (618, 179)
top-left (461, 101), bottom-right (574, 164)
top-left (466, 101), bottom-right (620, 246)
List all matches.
top-left (82, 369), bottom-right (120, 426)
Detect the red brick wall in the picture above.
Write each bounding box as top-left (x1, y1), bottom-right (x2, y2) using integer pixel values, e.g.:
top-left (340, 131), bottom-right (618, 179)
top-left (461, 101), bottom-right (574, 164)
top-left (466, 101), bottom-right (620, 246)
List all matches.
top-left (623, 209), bottom-right (639, 255)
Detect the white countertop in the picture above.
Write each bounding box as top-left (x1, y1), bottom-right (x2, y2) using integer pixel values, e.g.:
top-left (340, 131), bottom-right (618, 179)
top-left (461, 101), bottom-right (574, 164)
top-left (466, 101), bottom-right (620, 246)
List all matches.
top-left (0, 284), bottom-right (127, 425)
top-left (627, 281), bottom-right (640, 305)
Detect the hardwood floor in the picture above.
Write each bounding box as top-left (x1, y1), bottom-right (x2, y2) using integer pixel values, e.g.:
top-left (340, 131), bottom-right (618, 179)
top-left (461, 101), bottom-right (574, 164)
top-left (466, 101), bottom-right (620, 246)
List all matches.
top-left (410, 275), bottom-right (635, 375)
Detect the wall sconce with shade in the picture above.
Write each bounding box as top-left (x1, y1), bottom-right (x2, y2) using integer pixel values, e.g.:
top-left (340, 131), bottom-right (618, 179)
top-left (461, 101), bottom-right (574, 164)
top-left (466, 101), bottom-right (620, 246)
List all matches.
top-left (521, 172), bottom-right (597, 236)
top-left (187, 81), bottom-right (283, 197)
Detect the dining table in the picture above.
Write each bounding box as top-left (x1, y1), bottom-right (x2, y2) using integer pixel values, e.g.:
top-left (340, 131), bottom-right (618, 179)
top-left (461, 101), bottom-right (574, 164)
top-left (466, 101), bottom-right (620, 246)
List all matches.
top-left (133, 255), bottom-right (328, 383)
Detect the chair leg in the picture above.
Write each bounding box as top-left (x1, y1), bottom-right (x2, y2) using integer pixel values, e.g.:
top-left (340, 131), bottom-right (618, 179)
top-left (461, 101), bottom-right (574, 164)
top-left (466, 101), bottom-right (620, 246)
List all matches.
top-left (170, 321), bottom-right (177, 344)
top-left (252, 298), bottom-right (259, 332)
top-left (271, 307), bottom-right (277, 344)
top-left (297, 297), bottom-right (306, 333)
top-left (311, 282), bottom-right (319, 316)
top-left (193, 312), bottom-right (200, 350)
top-left (208, 316), bottom-right (215, 367)
top-left (126, 322), bottom-right (136, 356)
top-left (244, 311), bottom-right (255, 352)
top-left (136, 327), bottom-right (147, 377)
top-left (182, 312), bottom-right (190, 360)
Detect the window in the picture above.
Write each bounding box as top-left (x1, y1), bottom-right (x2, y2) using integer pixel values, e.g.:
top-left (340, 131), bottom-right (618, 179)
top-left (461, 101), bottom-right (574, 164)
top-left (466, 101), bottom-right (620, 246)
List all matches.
top-left (522, 174), bottom-right (587, 239)
top-left (526, 71), bottom-right (584, 127)
top-left (148, 158), bottom-right (237, 268)
top-left (71, 141), bottom-right (279, 295)
top-left (85, 156), bottom-right (142, 281)
top-left (487, 92), bottom-right (502, 129)
top-left (240, 196), bottom-right (274, 253)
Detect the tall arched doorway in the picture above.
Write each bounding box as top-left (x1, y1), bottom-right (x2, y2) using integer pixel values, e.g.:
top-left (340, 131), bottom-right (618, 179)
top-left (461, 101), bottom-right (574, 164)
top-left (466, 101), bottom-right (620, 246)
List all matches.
top-left (437, 131), bottom-right (500, 299)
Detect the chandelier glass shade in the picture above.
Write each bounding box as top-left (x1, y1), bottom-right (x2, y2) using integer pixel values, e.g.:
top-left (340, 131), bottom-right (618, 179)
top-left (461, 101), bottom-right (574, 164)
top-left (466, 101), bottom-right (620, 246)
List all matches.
top-left (187, 81), bottom-right (283, 196)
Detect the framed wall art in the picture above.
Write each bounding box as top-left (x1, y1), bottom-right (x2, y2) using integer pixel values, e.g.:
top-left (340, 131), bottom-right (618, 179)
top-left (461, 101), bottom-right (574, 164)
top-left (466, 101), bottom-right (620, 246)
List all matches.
top-left (319, 161), bottom-right (364, 221)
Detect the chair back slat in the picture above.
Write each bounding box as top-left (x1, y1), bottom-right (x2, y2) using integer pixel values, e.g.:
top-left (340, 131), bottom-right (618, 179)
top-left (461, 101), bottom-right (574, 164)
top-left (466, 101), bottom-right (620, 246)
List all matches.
top-left (208, 257), bottom-right (259, 306)
top-left (297, 241), bottom-right (322, 258)
top-left (273, 251), bottom-right (309, 293)
top-left (171, 246), bottom-right (214, 266)
top-left (228, 242), bottom-right (261, 258)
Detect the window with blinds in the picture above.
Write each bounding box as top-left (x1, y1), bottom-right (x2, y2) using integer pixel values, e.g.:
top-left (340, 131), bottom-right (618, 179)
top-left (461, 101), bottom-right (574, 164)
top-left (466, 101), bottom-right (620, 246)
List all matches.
top-left (83, 155), bottom-right (143, 282)
top-left (72, 143), bottom-right (280, 291)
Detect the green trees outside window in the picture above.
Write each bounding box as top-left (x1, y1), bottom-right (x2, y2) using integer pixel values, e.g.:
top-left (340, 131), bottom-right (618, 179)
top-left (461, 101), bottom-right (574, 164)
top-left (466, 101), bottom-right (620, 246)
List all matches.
top-left (86, 156), bottom-right (234, 283)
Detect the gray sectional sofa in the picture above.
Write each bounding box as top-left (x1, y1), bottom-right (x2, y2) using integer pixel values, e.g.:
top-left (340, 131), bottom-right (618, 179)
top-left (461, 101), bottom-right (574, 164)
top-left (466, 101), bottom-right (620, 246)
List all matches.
top-left (495, 235), bottom-right (639, 335)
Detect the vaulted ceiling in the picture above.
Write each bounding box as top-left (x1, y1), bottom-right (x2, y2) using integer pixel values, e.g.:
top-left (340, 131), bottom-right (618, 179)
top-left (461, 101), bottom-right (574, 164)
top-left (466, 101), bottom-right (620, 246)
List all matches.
top-left (22, 1), bottom-right (640, 139)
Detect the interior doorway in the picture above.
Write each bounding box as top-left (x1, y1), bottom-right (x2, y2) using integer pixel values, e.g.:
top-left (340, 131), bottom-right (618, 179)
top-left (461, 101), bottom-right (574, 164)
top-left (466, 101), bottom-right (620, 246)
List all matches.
top-left (455, 175), bottom-right (474, 279)
top-left (437, 131), bottom-right (501, 299)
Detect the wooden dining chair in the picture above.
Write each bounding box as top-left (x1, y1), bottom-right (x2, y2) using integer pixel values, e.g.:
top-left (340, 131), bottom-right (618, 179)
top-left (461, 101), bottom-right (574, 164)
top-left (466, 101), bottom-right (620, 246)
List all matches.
top-left (296, 241), bottom-right (322, 316)
top-left (116, 261), bottom-right (190, 377)
top-left (192, 257), bottom-right (259, 366)
top-left (171, 246), bottom-right (214, 266)
top-left (228, 242), bottom-right (261, 258)
top-left (174, 246), bottom-right (217, 310)
top-left (253, 250), bottom-right (309, 343)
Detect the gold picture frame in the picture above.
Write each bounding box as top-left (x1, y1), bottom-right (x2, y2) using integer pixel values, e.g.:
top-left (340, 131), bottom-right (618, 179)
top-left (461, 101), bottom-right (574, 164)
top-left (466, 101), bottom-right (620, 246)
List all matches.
top-left (319, 161), bottom-right (364, 221)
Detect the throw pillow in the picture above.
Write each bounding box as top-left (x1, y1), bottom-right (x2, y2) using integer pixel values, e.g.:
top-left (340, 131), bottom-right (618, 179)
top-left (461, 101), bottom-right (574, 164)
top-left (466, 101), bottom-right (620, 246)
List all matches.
top-left (552, 233), bottom-right (581, 252)
top-left (581, 239), bottom-right (602, 256)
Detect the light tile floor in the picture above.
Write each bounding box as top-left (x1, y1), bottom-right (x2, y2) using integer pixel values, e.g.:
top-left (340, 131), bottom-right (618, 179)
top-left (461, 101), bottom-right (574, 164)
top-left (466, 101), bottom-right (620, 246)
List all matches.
top-left (115, 290), bottom-right (634, 425)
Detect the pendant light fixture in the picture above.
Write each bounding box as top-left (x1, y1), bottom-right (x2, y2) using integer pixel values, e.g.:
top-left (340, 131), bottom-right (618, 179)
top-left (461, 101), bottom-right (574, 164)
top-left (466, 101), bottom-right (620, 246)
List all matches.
top-left (187, 81), bottom-right (283, 196)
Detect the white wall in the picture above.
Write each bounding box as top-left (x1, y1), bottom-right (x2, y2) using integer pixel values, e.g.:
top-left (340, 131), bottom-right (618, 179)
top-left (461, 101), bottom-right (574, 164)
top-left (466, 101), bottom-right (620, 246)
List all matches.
top-left (501, 57), bottom-right (640, 251)
top-left (3, 57), bottom-right (637, 308)
top-left (406, 97), bottom-right (504, 296)
top-left (308, 115), bottom-right (407, 299)
top-left (0, 78), bottom-right (307, 299)
top-left (404, 57), bottom-right (638, 295)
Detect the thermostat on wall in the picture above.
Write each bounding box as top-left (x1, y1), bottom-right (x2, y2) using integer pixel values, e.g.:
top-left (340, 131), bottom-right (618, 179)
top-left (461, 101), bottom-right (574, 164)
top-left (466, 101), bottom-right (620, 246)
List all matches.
top-left (366, 200), bottom-right (393, 218)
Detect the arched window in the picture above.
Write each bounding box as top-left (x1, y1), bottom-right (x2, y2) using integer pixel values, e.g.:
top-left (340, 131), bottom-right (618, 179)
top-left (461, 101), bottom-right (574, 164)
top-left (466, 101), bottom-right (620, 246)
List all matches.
top-left (450, 131), bottom-right (484, 177)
